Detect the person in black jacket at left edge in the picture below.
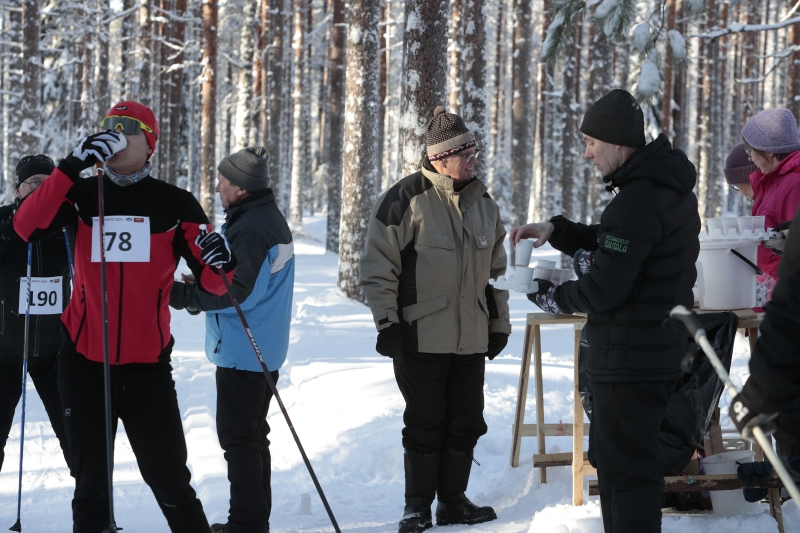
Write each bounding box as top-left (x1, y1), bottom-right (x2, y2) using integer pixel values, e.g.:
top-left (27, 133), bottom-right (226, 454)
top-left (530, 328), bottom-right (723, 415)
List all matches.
top-left (0, 154), bottom-right (71, 474)
top-left (511, 89), bottom-right (700, 533)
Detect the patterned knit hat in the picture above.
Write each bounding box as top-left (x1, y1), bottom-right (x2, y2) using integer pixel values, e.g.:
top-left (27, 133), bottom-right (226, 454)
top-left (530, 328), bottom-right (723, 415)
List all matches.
top-left (425, 107), bottom-right (475, 161)
top-left (742, 108), bottom-right (800, 154)
top-left (724, 143), bottom-right (758, 185)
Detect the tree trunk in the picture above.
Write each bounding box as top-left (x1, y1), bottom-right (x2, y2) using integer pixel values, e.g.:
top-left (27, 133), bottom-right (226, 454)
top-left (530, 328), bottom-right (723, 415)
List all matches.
top-left (289, 0), bottom-right (306, 227)
top-left (588, 23), bottom-right (613, 223)
top-left (672, 0), bottom-right (688, 152)
top-left (461, 0), bottom-right (488, 181)
top-left (138, 0), bottom-right (152, 103)
top-left (789, 18), bottom-right (800, 121)
top-left (510, 0), bottom-right (533, 230)
top-left (268, 0), bottom-right (284, 210)
top-left (280, 0), bottom-right (294, 212)
top-left (119, 0), bottom-right (133, 99)
top-left (259, 0), bottom-right (270, 146)
top-left (448, 0), bottom-right (462, 114)
top-left (20, 0), bottom-right (40, 156)
top-left (488, 0), bottom-right (507, 212)
top-left (399, 0), bottom-right (448, 177)
top-left (96, 0), bottom-right (111, 117)
top-left (168, 0), bottom-right (187, 182)
top-left (234, 0), bottom-right (258, 151)
top-left (377, 1), bottom-right (386, 192)
top-left (561, 21), bottom-right (582, 223)
top-left (661, 0), bottom-right (676, 138)
top-left (200, 0), bottom-right (218, 227)
top-left (337, 0), bottom-right (380, 302)
top-left (2, 4), bottom-right (21, 201)
top-left (326, 0), bottom-right (346, 252)
top-left (80, 0), bottom-right (96, 138)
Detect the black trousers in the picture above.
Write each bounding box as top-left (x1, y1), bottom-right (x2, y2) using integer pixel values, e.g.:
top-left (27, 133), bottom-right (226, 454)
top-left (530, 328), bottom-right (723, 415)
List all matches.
top-left (588, 379), bottom-right (676, 533)
top-left (216, 366), bottom-right (279, 533)
top-left (58, 339), bottom-right (209, 533)
top-left (393, 351), bottom-right (487, 454)
top-left (0, 352), bottom-right (69, 472)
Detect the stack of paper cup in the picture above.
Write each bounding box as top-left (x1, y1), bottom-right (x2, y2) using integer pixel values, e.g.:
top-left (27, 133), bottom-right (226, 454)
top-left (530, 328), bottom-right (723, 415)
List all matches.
top-left (515, 266), bottom-right (535, 292)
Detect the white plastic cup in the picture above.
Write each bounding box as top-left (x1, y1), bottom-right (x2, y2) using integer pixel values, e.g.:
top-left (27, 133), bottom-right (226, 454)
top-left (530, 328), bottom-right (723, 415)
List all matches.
top-left (515, 239), bottom-right (535, 266)
top-left (298, 493), bottom-right (312, 515)
top-left (515, 266), bottom-right (535, 291)
top-left (737, 216), bottom-right (755, 233)
top-left (701, 450), bottom-right (759, 515)
top-left (721, 217), bottom-right (739, 237)
top-left (532, 267), bottom-right (554, 281)
top-left (707, 217), bottom-right (723, 234)
top-left (753, 215), bottom-right (766, 233)
top-left (535, 259), bottom-right (556, 268)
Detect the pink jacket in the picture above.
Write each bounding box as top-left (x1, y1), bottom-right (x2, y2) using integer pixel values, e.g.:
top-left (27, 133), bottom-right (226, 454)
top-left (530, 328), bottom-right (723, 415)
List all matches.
top-left (751, 150), bottom-right (800, 280)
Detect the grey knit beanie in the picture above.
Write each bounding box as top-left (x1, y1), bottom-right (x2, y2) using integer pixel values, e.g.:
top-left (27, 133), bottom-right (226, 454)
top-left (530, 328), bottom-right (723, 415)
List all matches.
top-left (425, 107), bottom-right (476, 161)
top-left (218, 146), bottom-right (270, 192)
top-left (580, 89), bottom-right (646, 147)
top-left (724, 143), bottom-right (758, 185)
top-left (742, 108), bottom-right (800, 154)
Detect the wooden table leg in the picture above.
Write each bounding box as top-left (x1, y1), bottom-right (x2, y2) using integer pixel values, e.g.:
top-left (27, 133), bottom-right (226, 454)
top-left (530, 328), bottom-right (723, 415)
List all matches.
top-left (747, 326), bottom-right (759, 354)
top-left (573, 324), bottom-right (584, 506)
top-left (769, 488), bottom-right (785, 533)
top-left (534, 325), bottom-right (547, 483)
top-left (511, 323), bottom-right (535, 467)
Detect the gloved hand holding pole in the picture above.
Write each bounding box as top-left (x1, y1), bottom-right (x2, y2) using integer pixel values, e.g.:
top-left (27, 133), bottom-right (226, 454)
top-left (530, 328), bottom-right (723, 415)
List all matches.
top-left (668, 305), bottom-right (800, 506)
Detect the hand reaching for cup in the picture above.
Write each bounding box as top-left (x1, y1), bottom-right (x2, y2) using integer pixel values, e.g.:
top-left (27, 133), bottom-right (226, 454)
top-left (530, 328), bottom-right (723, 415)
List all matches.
top-left (509, 222), bottom-right (555, 248)
top-left (181, 273), bottom-right (196, 284)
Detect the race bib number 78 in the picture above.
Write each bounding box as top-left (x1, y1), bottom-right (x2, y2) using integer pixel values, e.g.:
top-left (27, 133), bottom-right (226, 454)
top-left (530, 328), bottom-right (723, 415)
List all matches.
top-left (91, 216), bottom-right (151, 262)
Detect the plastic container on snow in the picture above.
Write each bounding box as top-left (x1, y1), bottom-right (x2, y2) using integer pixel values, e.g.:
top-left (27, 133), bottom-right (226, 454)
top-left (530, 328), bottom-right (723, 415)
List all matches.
top-left (701, 450), bottom-right (760, 515)
top-left (696, 239), bottom-right (759, 310)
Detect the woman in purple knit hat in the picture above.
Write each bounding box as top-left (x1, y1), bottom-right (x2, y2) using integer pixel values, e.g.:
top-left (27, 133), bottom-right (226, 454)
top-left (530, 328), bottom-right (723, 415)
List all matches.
top-left (741, 108), bottom-right (800, 284)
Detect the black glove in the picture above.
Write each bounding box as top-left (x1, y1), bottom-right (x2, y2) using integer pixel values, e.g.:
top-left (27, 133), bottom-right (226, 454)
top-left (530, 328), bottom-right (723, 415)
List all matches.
top-left (486, 332), bottom-right (509, 360)
top-left (527, 279), bottom-right (565, 315)
top-left (737, 461), bottom-right (773, 486)
top-left (169, 281), bottom-right (202, 315)
top-left (196, 230), bottom-right (235, 270)
top-left (61, 131), bottom-right (127, 176)
top-left (572, 249), bottom-right (594, 278)
top-left (376, 323), bottom-right (404, 358)
top-left (729, 392), bottom-right (777, 441)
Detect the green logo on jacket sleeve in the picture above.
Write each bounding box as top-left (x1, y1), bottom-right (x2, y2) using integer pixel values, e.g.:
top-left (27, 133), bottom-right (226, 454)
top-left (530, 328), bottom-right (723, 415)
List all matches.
top-left (604, 235), bottom-right (629, 253)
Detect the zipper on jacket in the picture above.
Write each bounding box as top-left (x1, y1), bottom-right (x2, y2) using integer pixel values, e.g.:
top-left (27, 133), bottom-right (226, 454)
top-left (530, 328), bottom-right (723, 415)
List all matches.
top-left (115, 264), bottom-right (124, 365)
top-left (74, 286), bottom-right (87, 345)
top-left (156, 289), bottom-right (164, 348)
top-left (214, 315), bottom-right (221, 353)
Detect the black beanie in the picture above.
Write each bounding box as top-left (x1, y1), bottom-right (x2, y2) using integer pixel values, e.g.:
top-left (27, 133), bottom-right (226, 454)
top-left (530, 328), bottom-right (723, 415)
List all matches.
top-left (15, 154), bottom-right (55, 189)
top-left (580, 89), bottom-right (646, 147)
top-left (218, 146), bottom-right (270, 192)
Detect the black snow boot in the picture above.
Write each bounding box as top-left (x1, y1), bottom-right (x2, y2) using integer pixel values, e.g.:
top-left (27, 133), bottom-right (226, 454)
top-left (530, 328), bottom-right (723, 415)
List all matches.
top-left (435, 448), bottom-right (497, 526)
top-left (398, 449), bottom-right (439, 533)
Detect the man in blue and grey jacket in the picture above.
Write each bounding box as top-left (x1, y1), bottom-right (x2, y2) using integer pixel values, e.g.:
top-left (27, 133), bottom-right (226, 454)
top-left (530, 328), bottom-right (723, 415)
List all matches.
top-left (170, 146), bottom-right (294, 533)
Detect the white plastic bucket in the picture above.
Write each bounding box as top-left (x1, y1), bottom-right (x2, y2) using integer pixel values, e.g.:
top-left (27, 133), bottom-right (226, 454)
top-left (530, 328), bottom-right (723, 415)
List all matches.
top-left (696, 239), bottom-right (759, 310)
top-left (701, 450), bottom-right (759, 515)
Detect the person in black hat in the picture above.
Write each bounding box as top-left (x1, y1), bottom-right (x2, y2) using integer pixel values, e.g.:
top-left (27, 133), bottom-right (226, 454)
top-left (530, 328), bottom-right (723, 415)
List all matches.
top-left (0, 154), bottom-right (71, 475)
top-left (510, 89), bottom-right (701, 532)
top-left (170, 146), bottom-right (295, 533)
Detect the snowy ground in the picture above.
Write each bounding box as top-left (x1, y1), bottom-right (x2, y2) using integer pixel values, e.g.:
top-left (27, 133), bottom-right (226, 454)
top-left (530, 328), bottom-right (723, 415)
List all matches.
top-left (1, 214), bottom-right (798, 532)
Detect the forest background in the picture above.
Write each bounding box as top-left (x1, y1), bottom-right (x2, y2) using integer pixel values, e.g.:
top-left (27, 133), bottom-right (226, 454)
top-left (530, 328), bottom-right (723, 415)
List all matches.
top-left (0, 0), bottom-right (798, 300)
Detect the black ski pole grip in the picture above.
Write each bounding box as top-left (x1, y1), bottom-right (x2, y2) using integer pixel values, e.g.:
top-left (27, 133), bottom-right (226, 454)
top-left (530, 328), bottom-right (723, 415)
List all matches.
top-left (668, 305), bottom-right (706, 343)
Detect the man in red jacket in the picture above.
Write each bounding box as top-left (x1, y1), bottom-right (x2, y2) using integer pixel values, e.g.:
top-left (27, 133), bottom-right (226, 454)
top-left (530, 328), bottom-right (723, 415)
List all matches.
top-left (14, 101), bottom-right (234, 532)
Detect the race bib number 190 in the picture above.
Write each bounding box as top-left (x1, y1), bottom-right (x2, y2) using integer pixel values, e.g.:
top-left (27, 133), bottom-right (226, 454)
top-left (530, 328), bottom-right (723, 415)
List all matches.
top-left (19, 277), bottom-right (63, 315)
top-left (91, 216), bottom-right (151, 262)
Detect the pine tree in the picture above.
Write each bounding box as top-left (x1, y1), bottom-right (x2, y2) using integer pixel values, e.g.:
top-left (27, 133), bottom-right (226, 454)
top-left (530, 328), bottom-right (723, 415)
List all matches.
top-left (461, 0), bottom-right (488, 181)
top-left (398, 0), bottom-right (448, 177)
top-left (200, 0), bottom-right (218, 227)
top-left (337, 0), bottom-right (379, 302)
top-left (268, 0), bottom-right (285, 211)
top-left (20, 0), bottom-right (41, 156)
top-left (326, 0), bottom-right (346, 252)
top-left (234, 0), bottom-right (258, 151)
top-left (510, 0), bottom-right (533, 230)
top-left (289, 0), bottom-right (306, 227)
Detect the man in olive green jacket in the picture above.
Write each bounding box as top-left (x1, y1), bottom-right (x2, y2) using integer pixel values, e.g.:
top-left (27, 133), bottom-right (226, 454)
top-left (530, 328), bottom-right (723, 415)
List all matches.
top-left (360, 107), bottom-right (510, 533)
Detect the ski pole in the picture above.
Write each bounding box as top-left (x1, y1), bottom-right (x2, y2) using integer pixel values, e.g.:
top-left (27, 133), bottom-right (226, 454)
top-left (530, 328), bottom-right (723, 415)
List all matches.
top-left (97, 169), bottom-right (120, 533)
top-left (668, 305), bottom-right (800, 506)
top-left (62, 228), bottom-right (74, 281)
top-left (198, 225), bottom-right (341, 533)
top-left (9, 243), bottom-right (33, 533)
